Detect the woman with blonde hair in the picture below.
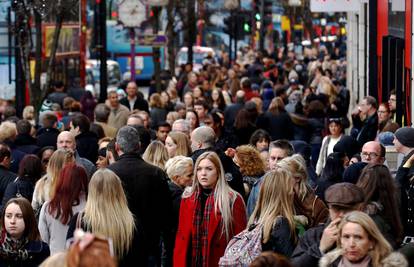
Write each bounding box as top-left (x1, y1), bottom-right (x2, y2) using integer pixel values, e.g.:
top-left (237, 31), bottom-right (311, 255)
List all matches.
top-left (32, 149), bottom-right (75, 214)
top-left (66, 169), bottom-right (135, 265)
top-left (174, 151), bottom-right (247, 267)
top-left (233, 145), bottom-right (265, 198)
top-left (276, 154), bottom-right (328, 228)
top-left (248, 168), bottom-right (297, 257)
top-left (320, 211), bottom-right (407, 267)
top-left (149, 93), bottom-right (167, 128)
top-left (142, 140), bottom-right (169, 169)
top-left (165, 156), bottom-right (193, 233)
top-left (165, 131), bottom-right (191, 158)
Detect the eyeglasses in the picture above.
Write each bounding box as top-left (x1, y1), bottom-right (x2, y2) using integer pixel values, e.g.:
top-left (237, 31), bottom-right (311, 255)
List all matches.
top-left (360, 152), bottom-right (379, 158)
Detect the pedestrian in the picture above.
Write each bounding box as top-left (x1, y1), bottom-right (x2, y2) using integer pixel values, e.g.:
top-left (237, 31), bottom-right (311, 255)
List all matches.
top-left (164, 156), bottom-right (193, 233)
top-left (291, 183), bottom-right (365, 267)
top-left (173, 151), bottom-right (247, 267)
top-left (165, 131), bottom-right (191, 158)
top-left (32, 149), bottom-right (75, 215)
top-left (38, 163), bottom-right (88, 254)
top-left (66, 169), bottom-right (135, 266)
top-left (356, 164), bottom-right (403, 247)
top-left (276, 154), bottom-right (328, 228)
top-left (1, 154), bottom-right (42, 210)
top-left (315, 152), bottom-right (346, 202)
top-left (248, 168), bottom-right (297, 257)
top-left (143, 140), bottom-right (170, 169)
top-left (319, 211), bottom-right (407, 267)
top-left (108, 126), bottom-right (173, 266)
top-left (249, 129), bottom-right (271, 152)
top-left (0, 198), bottom-right (50, 266)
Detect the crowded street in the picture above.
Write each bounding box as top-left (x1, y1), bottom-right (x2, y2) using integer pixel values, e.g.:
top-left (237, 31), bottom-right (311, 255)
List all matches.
top-left (0, 0), bottom-right (413, 266)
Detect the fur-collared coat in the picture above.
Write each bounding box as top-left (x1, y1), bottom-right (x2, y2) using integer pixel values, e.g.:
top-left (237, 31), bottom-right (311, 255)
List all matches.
top-left (319, 249), bottom-right (408, 267)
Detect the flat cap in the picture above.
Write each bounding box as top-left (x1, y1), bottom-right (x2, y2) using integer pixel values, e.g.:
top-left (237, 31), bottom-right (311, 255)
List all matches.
top-left (325, 182), bottom-right (364, 208)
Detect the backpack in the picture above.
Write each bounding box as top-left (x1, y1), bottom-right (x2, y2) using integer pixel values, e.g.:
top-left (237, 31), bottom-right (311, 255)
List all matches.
top-left (219, 223), bottom-right (263, 267)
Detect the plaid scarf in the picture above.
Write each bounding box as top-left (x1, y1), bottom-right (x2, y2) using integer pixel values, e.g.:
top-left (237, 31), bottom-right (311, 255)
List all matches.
top-left (191, 189), bottom-right (215, 267)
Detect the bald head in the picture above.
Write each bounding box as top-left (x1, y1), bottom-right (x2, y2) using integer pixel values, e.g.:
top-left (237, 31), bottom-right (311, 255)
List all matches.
top-left (361, 141), bottom-right (385, 164)
top-left (190, 126), bottom-right (216, 152)
top-left (57, 131), bottom-right (76, 152)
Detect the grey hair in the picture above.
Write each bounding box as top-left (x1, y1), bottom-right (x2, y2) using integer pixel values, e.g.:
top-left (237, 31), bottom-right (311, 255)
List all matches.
top-left (116, 126), bottom-right (140, 153)
top-left (165, 156), bottom-right (193, 180)
top-left (192, 126), bottom-right (216, 148)
top-left (94, 103), bottom-right (110, 122)
top-left (172, 119), bottom-right (190, 134)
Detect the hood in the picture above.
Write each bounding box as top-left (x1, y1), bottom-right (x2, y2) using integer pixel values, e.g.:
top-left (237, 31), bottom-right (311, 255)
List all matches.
top-left (320, 250), bottom-right (408, 267)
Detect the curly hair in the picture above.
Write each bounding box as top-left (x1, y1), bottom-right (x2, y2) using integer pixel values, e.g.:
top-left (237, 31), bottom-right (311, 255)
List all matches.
top-left (235, 145), bottom-right (265, 177)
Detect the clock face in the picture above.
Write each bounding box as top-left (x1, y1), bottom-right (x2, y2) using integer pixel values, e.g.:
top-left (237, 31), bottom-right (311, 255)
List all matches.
top-left (118, 0), bottom-right (146, 27)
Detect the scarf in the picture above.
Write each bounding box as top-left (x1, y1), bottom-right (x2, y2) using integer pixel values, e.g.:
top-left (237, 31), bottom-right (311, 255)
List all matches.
top-left (338, 255), bottom-right (371, 267)
top-left (0, 233), bottom-right (29, 262)
top-left (191, 188), bottom-right (215, 267)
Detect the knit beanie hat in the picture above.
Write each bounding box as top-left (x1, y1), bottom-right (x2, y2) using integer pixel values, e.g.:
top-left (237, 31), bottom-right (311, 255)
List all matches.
top-left (395, 127), bottom-right (414, 147)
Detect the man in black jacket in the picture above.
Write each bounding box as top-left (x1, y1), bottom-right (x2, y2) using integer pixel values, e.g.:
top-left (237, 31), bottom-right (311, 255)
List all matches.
top-left (69, 114), bottom-right (98, 163)
top-left (119, 81), bottom-right (149, 112)
top-left (36, 112), bottom-right (60, 149)
top-left (351, 96), bottom-right (378, 147)
top-left (108, 126), bottom-right (173, 266)
top-left (15, 119), bottom-right (40, 154)
top-left (291, 183), bottom-right (364, 267)
top-left (0, 143), bottom-right (16, 202)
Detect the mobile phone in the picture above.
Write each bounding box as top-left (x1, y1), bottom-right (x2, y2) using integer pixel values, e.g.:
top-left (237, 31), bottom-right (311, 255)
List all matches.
top-left (403, 236), bottom-right (414, 244)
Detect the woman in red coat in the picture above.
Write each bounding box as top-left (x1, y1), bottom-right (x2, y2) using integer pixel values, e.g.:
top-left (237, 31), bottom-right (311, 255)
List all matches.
top-left (173, 151), bottom-right (247, 267)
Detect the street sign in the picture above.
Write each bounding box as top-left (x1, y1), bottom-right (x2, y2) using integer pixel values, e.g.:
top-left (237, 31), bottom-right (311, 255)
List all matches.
top-left (137, 35), bottom-right (167, 47)
top-left (310, 0), bottom-right (360, 12)
top-left (146, 0), bottom-right (168, 6)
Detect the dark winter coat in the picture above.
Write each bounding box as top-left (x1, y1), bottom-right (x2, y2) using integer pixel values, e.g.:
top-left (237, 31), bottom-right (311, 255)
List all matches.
top-left (75, 131), bottom-right (99, 163)
top-left (36, 127), bottom-right (60, 149)
top-left (351, 113), bottom-right (378, 147)
top-left (120, 95), bottom-right (149, 112)
top-left (256, 111), bottom-right (294, 141)
top-left (14, 134), bottom-right (40, 155)
top-left (262, 217), bottom-right (296, 257)
top-left (1, 177), bottom-right (34, 211)
top-left (0, 166), bottom-right (17, 204)
top-left (108, 153), bottom-right (173, 266)
top-left (291, 223), bottom-right (326, 267)
top-left (0, 238), bottom-right (50, 267)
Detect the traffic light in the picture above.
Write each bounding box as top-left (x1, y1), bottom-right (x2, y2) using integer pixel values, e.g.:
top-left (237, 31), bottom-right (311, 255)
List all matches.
top-left (263, 0), bottom-right (273, 28)
top-left (224, 16), bottom-right (234, 36)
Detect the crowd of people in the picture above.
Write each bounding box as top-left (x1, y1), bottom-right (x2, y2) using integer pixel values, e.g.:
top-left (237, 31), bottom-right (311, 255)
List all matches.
top-left (0, 45), bottom-right (413, 267)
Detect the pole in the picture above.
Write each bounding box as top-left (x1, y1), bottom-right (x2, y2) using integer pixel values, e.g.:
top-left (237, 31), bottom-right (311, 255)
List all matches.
top-left (98, 0), bottom-right (107, 103)
top-left (259, 0), bottom-right (265, 52)
top-left (234, 13), bottom-right (237, 63)
top-left (187, 0), bottom-right (195, 64)
top-left (79, 0), bottom-right (87, 87)
top-left (152, 7), bottom-right (161, 93)
top-left (130, 28), bottom-right (135, 82)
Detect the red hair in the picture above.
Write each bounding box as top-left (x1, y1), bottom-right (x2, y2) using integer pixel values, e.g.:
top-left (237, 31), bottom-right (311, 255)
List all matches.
top-left (48, 163), bottom-right (88, 224)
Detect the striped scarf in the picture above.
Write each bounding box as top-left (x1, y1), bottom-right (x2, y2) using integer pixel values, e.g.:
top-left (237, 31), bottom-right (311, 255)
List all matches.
top-left (191, 189), bottom-right (215, 267)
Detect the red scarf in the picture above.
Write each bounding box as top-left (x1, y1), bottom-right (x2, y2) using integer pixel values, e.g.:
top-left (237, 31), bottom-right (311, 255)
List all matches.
top-left (191, 189), bottom-right (215, 267)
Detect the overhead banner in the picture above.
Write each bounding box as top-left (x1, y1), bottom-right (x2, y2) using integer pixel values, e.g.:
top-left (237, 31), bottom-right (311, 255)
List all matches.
top-left (310, 0), bottom-right (361, 12)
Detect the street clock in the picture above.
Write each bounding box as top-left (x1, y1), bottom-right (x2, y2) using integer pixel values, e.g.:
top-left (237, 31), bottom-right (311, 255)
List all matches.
top-left (118, 0), bottom-right (146, 27)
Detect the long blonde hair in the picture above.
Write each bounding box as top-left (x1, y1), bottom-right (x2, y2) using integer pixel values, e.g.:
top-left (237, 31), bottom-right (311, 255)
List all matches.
top-left (142, 141), bottom-right (169, 169)
top-left (337, 211), bottom-right (392, 267)
top-left (276, 154), bottom-right (309, 201)
top-left (183, 151), bottom-right (241, 240)
top-left (83, 169), bottom-right (135, 260)
top-left (168, 131), bottom-right (191, 157)
top-left (47, 149), bottom-right (74, 198)
top-left (248, 169), bottom-right (296, 243)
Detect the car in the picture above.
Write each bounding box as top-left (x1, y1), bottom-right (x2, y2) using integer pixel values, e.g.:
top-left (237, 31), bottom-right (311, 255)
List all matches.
top-left (86, 59), bottom-right (121, 96)
top-left (176, 46), bottom-right (216, 74)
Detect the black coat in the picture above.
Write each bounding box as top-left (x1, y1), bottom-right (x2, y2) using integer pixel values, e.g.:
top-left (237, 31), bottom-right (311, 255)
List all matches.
top-left (351, 113), bottom-right (378, 147)
top-left (108, 153), bottom-right (173, 266)
top-left (224, 102), bottom-right (244, 131)
top-left (262, 217), bottom-right (296, 257)
top-left (36, 127), bottom-right (60, 149)
top-left (1, 177), bottom-right (34, 211)
top-left (0, 166), bottom-right (17, 203)
top-left (14, 134), bottom-right (40, 155)
top-left (291, 223), bottom-right (327, 267)
top-left (257, 111), bottom-right (294, 141)
top-left (0, 239), bottom-right (50, 267)
top-left (168, 181), bottom-right (183, 233)
top-left (75, 131), bottom-right (99, 163)
top-left (120, 95), bottom-right (149, 112)
top-left (396, 149), bottom-right (414, 237)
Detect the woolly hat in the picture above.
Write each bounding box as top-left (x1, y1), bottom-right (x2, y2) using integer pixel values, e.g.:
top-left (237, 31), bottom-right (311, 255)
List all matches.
top-left (395, 127), bottom-right (414, 147)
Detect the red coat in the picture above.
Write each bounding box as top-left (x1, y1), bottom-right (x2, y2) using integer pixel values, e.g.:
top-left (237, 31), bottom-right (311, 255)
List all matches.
top-left (173, 193), bottom-right (247, 267)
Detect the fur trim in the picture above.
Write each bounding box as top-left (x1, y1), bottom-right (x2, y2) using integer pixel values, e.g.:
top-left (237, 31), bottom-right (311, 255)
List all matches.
top-left (381, 252), bottom-right (408, 267)
top-left (319, 250), bottom-right (408, 267)
top-left (319, 249), bottom-right (342, 267)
